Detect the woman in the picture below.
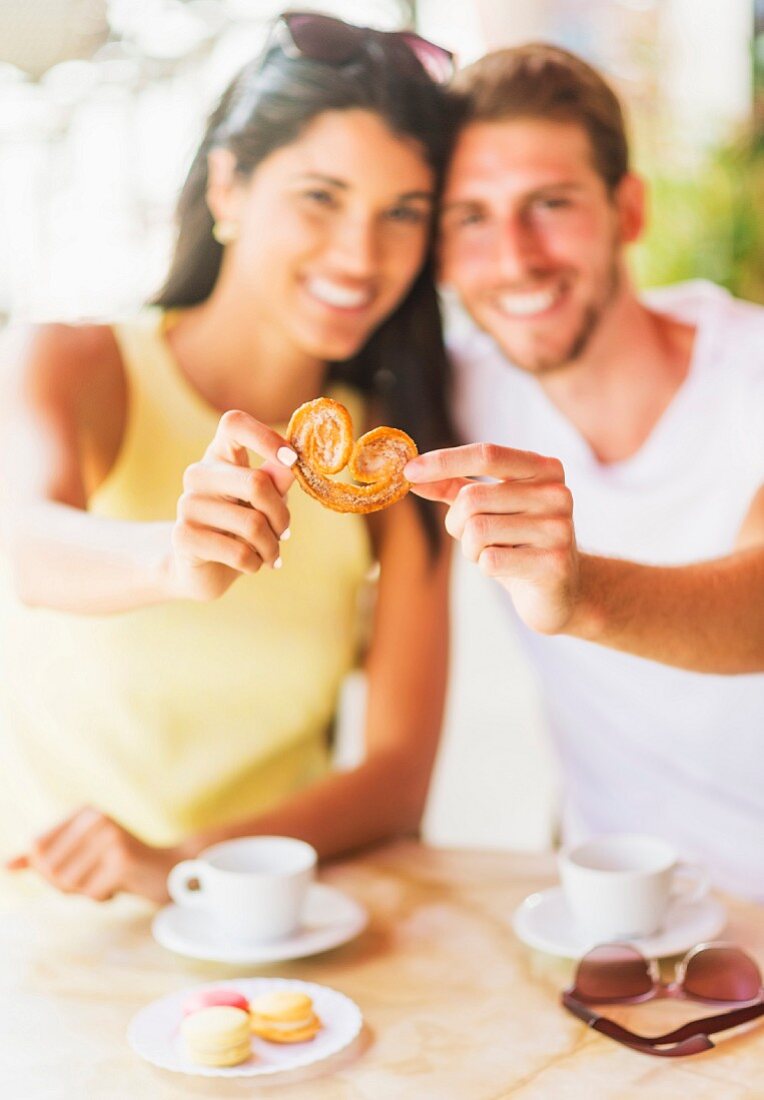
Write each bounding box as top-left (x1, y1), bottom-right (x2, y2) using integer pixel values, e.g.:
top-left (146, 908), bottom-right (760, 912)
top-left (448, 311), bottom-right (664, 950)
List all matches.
top-left (0, 13), bottom-right (455, 903)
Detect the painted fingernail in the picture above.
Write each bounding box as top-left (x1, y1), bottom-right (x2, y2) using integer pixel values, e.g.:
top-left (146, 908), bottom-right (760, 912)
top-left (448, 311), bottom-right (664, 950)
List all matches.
top-left (273, 556), bottom-right (283, 570)
top-left (281, 527), bottom-right (291, 541)
top-left (277, 447), bottom-right (298, 467)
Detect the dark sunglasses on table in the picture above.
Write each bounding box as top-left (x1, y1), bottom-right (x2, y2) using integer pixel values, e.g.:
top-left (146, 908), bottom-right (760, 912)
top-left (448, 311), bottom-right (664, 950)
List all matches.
top-left (562, 942), bottom-right (764, 1057)
top-left (271, 10), bottom-right (454, 84)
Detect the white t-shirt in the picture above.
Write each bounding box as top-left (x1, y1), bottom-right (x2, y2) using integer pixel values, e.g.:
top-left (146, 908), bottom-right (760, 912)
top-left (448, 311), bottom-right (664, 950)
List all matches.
top-left (449, 281), bottom-right (764, 898)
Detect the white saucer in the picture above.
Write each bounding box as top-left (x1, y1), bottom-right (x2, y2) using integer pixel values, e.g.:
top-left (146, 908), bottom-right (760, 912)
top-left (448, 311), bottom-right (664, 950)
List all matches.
top-left (512, 886), bottom-right (727, 959)
top-left (128, 977), bottom-right (362, 1078)
top-left (152, 883), bottom-right (367, 964)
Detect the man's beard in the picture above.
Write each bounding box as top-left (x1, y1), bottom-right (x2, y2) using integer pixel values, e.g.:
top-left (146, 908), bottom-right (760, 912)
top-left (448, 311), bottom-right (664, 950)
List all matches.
top-left (501, 256), bottom-right (621, 376)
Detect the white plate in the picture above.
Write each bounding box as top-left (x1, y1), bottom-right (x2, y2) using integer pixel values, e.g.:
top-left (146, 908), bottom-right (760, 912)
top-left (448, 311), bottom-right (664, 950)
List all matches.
top-left (152, 883), bottom-right (367, 964)
top-left (128, 977), bottom-right (362, 1078)
top-left (512, 886), bottom-right (727, 959)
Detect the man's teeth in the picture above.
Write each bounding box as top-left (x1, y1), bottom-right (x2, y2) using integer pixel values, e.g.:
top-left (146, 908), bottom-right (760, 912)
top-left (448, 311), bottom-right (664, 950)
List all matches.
top-left (306, 278), bottom-right (371, 309)
top-left (497, 287), bottom-right (561, 317)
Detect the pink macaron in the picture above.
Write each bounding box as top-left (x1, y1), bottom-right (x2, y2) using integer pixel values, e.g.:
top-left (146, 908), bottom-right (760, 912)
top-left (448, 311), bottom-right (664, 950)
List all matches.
top-left (182, 988), bottom-right (250, 1017)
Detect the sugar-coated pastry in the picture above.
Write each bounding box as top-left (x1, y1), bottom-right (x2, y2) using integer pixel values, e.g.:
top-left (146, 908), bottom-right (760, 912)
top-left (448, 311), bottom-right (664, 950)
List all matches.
top-left (182, 987), bottom-right (250, 1017)
top-left (249, 990), bottom-right (322, 1043)
top-left (287, 397), bottom-right (417, 514)
top-left (181, 1005), bottom-right (252, 1067)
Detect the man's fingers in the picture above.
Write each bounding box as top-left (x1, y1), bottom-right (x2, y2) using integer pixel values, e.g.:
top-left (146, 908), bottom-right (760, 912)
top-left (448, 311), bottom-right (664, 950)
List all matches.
top-left (408, 476), bottom-right (472, 505)
top-left (447, 479), bottom-right (573, 540)
top-left (405, 442), bottom-right (563, 484)
top-left (204, 410), bottom-right (298, 471)
top-left (459, 513), bottom-right (573, 562)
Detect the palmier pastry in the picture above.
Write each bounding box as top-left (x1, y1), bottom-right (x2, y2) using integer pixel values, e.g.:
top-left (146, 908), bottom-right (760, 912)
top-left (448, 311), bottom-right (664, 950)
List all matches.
top-left (287, 397), bottom-right (417, 514)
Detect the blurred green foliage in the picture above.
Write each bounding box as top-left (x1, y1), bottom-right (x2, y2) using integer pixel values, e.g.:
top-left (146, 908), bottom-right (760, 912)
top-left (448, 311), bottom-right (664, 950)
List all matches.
top-left (633, 130), bottom-right (764, 302)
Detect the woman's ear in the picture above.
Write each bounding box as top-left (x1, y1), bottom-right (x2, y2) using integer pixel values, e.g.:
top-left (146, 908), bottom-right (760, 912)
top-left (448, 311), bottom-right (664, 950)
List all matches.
top-left (206, 147), bottom-right (241, 224)
top-left (615, 172), bottom-right (647, 245)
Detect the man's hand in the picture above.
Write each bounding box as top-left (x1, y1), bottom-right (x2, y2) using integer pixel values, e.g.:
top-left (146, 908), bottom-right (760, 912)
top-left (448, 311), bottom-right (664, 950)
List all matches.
top-left (5, 807), bottom-right (181, 904)
top-left (405, 443), bottom-right (581, 635)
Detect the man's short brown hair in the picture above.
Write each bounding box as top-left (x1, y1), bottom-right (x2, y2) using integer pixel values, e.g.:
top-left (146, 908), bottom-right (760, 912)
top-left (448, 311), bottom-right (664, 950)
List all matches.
top-left (452, 43), bottom-right (629, 191)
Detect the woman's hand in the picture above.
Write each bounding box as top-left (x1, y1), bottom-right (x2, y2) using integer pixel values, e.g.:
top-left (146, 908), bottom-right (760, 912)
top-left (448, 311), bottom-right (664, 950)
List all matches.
top-left (167, 410), bottom-right (297, 602)
top-left (5, 807), bottom-right (182, 904)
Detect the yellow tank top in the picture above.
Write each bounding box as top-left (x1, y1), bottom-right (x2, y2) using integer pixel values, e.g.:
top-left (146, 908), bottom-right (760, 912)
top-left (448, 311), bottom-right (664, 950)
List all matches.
top-left (0, 309), bottom-right (372, 850)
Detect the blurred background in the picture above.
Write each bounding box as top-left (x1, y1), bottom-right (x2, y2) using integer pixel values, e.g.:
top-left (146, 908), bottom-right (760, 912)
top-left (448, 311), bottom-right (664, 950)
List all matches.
top-left (1, 1), bottom-right (762, 850)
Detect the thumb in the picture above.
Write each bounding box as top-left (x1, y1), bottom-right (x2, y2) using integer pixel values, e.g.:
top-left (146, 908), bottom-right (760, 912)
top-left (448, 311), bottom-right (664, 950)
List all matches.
top-left (259, 457), bottom-right (296, 496)
top-left (408, 476), bottom-right (471, 505)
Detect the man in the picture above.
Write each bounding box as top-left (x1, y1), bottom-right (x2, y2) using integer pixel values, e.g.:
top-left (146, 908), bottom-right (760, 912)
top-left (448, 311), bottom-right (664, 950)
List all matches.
top-left (404, 45), bottom-right (764, 896)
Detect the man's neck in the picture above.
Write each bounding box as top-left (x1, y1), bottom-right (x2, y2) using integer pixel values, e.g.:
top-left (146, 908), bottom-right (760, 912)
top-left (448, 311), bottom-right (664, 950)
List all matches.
top-left (537, 279), bottom-right (696, 464)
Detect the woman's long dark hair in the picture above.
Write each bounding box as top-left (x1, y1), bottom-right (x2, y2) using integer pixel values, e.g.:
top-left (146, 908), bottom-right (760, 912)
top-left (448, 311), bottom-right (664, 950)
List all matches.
top-left (154, 25), bottom-right (457, 551)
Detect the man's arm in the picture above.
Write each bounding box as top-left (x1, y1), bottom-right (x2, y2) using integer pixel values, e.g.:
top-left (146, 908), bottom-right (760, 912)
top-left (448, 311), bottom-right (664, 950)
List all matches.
top-left (405, 444), bottom-right (764, 675)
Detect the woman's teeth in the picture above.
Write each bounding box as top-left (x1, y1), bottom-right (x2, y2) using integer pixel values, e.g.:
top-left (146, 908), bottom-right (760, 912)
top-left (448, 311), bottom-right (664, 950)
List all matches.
top-left (306, 277), bottom-right (371, 309)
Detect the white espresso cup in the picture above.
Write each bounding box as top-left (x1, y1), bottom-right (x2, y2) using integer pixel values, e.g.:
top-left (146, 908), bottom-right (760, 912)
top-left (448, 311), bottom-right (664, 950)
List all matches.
top-left (559, 834), bottom-right (708, 941)
top-left (167, 836), bottom-right (317, 944)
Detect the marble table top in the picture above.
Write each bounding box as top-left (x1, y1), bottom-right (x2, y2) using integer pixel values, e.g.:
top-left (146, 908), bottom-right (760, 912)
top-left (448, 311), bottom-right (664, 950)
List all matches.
top-left (0, 840), bottom-right (762, 1098)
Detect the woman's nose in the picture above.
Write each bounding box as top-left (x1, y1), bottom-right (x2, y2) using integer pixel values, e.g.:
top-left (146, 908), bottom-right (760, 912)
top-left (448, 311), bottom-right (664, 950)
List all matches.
top-left (328, 215), bottom-right (378, 276)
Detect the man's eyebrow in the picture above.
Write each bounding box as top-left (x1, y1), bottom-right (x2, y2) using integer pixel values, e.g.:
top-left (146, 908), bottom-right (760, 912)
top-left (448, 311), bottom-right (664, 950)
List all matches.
top-left (527, 181), bottom-right (585, 195)
top-left (441, 198), bottom-right (483, 214)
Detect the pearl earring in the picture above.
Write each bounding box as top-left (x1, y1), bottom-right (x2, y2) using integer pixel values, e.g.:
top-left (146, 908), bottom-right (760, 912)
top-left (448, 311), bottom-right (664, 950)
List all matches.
top-left (212, 220), bottom-right (239, 245)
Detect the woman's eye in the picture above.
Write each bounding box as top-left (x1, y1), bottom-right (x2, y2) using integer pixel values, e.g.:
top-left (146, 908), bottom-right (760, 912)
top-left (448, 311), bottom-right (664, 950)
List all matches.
top-left (386, 205), bottom-right (428, 224)
top-left (303, 189), bottom-right (336, 207)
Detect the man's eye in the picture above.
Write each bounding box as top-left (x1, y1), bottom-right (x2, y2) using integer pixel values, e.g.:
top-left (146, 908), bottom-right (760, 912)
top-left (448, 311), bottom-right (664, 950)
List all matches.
top-left (442, 210), bottom-right (484, 230)
top-left (536, 198), bottom-right (570, 210)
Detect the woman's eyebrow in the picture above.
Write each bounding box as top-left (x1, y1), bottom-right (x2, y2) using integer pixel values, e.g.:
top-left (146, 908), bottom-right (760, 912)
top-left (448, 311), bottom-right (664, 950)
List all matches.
top-left (292, 172), bottom-right (349, 188)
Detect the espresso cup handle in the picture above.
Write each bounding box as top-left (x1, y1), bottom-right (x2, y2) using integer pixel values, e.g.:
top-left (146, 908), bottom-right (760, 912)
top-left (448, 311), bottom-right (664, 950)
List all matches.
top-left (671, 861), bottom-right (709, 906)
top-left (167, 859), bottom-right (208, 908)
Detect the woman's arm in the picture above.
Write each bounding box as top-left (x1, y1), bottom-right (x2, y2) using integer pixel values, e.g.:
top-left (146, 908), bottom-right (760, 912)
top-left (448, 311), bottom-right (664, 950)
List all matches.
top-left (8, 496), bottom-right (451, 901)
top-left (0, 325), bottom-right (294, 613)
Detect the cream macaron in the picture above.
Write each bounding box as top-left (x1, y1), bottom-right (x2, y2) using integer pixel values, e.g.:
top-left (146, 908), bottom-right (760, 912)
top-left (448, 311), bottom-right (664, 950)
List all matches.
top-left (249, 990), bottom-right (322, 1043)
top-left (181, 1005), bottom-right (252, 1067)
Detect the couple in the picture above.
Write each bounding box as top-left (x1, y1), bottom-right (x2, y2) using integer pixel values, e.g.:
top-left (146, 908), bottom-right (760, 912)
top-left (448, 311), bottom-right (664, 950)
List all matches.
top-left (0, 14), bottom-right (761, 905)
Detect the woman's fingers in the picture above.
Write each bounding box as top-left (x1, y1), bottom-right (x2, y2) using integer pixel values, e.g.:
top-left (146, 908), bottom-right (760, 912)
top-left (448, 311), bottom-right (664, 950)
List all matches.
top-left (29, 807), bottom-right (102, 871)
top-left (178, 496), bottom-right (282, 567)
top-left (45, 828), bottom-right (114, 894)
top-left (183, 464), bottom-right (291, 537)
top-left (204, 410), bottom-right (297, 487)
top-left (173, 524), bottom-right (265, 575)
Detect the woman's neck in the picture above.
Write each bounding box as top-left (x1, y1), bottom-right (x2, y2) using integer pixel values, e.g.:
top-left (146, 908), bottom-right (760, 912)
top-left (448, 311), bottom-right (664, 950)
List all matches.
top-left (164, 282), bottom-right (327, 425)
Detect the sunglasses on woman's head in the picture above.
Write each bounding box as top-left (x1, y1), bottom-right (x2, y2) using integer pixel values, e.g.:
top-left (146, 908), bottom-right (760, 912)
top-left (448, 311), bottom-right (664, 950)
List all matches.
top-left (562, 942), bottom-right (764, 1057)
top-left (272, 11), bottom-right (454, 84)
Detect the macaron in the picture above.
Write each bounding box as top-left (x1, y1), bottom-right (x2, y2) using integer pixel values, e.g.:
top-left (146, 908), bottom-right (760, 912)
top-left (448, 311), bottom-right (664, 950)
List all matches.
top-left (180, 1005), bottom-right (252, 1067)
top-left (249, 990), bottom-right (322, 1044)
top-left (182, 988), bottom-right (250, 1017)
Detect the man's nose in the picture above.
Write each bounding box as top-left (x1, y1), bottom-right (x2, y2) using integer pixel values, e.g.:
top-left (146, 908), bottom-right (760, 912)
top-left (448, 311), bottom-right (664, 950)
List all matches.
top-left (495, 213), bottom-right (544, 281)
